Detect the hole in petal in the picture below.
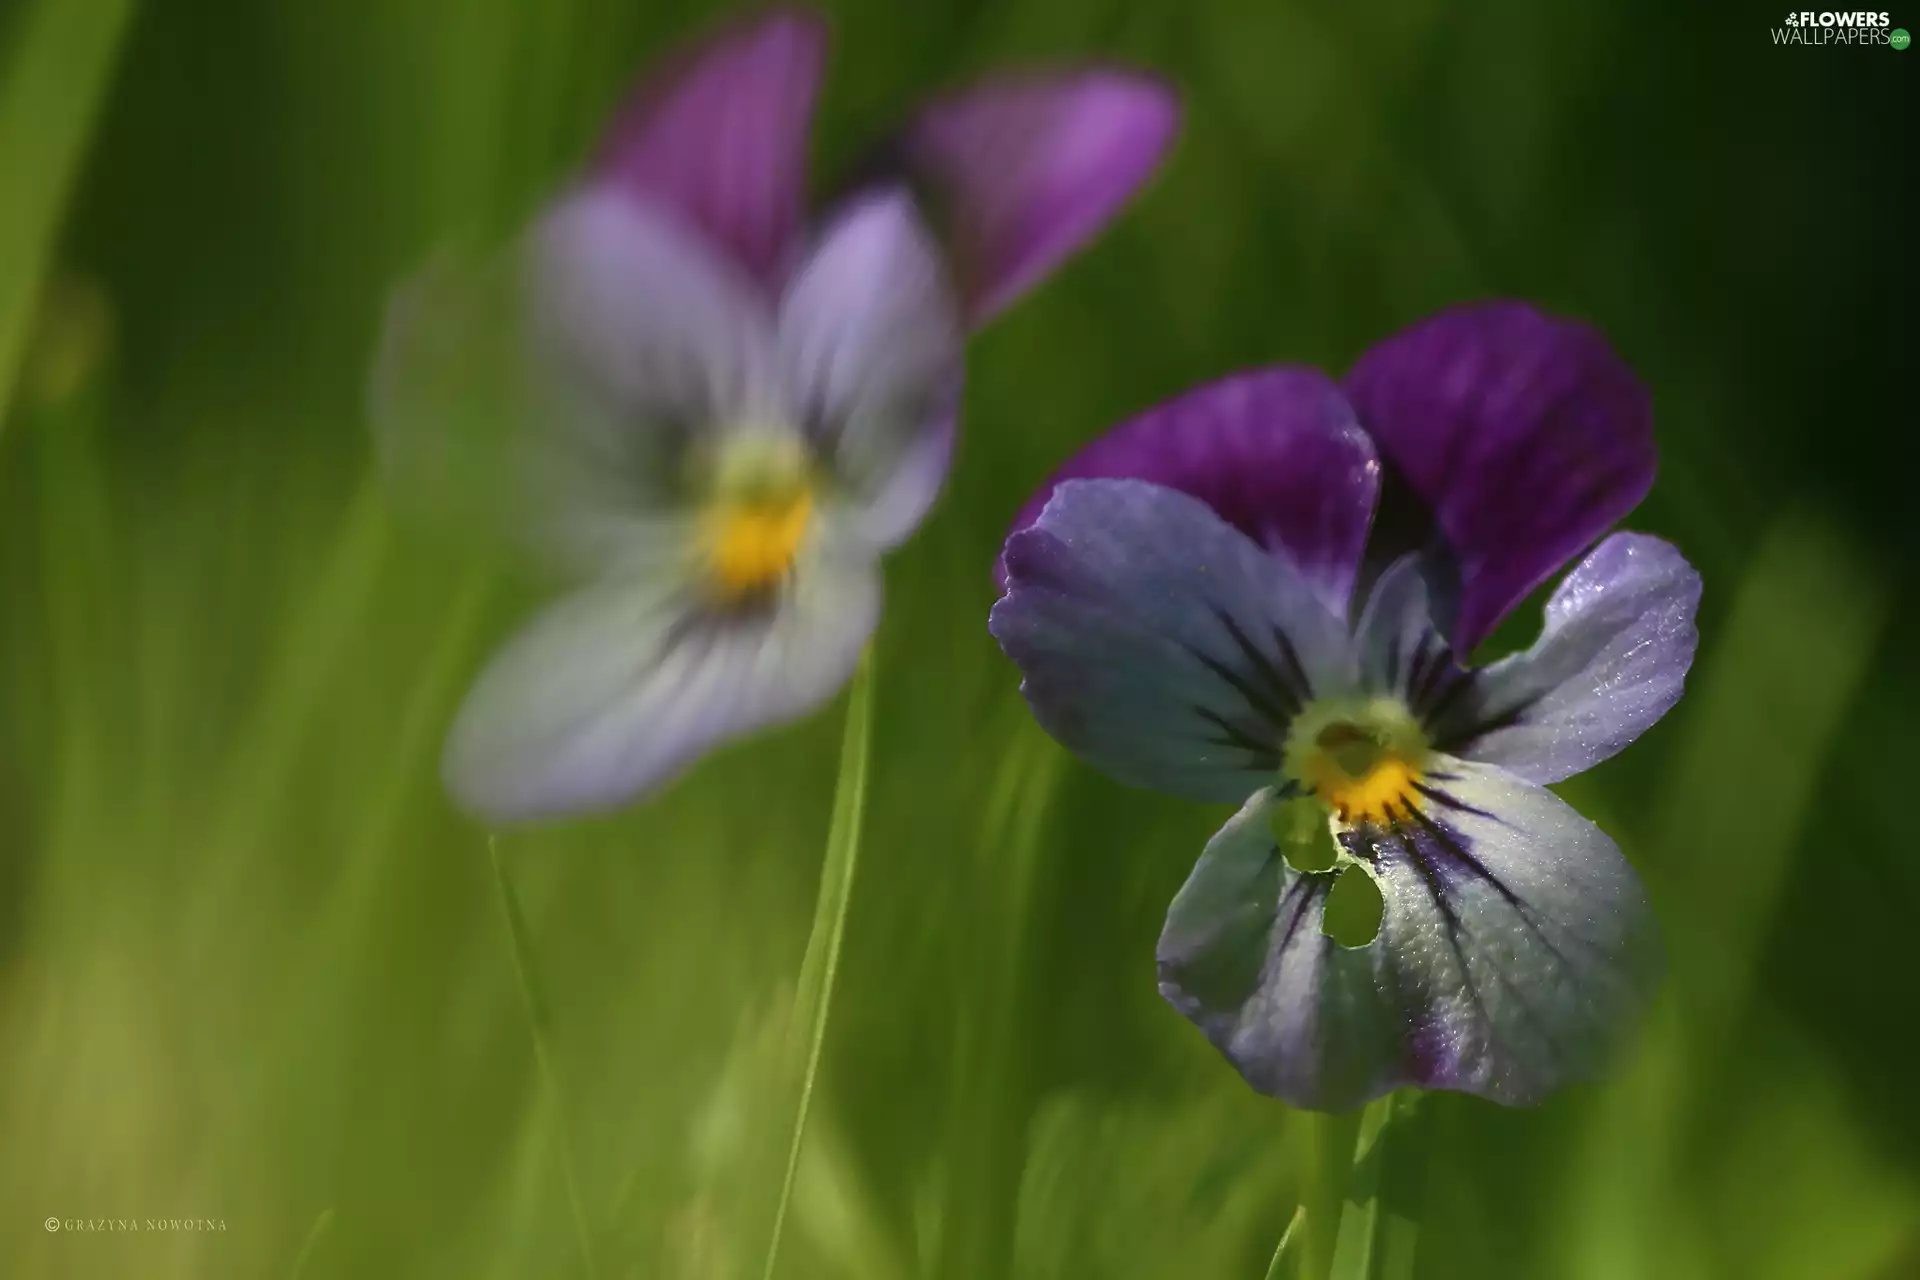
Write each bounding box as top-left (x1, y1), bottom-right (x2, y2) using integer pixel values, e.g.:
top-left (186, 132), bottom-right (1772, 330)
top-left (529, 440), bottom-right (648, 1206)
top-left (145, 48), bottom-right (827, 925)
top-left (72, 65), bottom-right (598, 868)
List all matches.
top-left (1321, 865), bottom-right (1384, 947)
top-left (1269, 796), bottom-right (1339, 873)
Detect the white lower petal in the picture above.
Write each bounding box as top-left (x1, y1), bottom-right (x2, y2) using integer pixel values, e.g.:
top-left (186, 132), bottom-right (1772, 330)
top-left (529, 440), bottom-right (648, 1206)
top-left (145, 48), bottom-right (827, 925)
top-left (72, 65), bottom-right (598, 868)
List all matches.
top-left (1158, 758), bottom-right (1660, 1110)
top-left (445, 549), bottom-right (880, 824)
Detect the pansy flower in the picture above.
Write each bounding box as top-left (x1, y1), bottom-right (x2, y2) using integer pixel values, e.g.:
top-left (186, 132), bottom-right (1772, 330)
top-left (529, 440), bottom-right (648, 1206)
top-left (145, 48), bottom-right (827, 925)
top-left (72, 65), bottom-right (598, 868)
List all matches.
top-left (373, 12), bottom-right (1177, 823)
top-left (990, 303), bottom-right (1700, 1109)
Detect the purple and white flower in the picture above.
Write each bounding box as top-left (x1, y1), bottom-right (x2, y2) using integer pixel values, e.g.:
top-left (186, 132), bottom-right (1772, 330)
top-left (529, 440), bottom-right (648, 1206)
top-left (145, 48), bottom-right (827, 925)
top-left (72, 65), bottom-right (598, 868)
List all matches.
top-left (373, 12), bottom-right (1177, 823)
top-left (990, 303), bottom-right (1701, 1109)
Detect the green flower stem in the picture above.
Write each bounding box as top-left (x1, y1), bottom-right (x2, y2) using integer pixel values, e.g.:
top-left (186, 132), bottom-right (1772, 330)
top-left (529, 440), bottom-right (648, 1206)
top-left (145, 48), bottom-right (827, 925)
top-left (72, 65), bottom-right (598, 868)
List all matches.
top-left (1331, 1091), bottom-right (1428, 1280)
top-left (1301, 1107), bottom-right (1364, 1280)
top-left (490, 836), bottom-right (600, 1280)
top-left (1372, 1091), bottom-right (1429, 1280)
top-left (761, 647), bottom-right (877, 1280)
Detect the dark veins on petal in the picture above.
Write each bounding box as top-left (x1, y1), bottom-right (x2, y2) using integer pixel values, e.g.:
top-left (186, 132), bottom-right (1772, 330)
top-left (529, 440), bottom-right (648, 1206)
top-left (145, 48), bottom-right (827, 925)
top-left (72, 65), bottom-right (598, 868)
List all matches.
top-left (655, 580), bottom-right (788, 661)
top-left (1391, 827), bottom-right (1568, 1081)
top-left (1203, 605), bottom-right (1309, 719)
top-left (1176, 604), bottom-right (1319, 768)
top-left (1356, 782), bottom-right (1607, 1083)
top-left (1367, 592), bottom-right (1544, 753)
top-left (1189, 706), bottom-right (1280, 767)
top-left (1175, 852), bottom-right (1332, 1031)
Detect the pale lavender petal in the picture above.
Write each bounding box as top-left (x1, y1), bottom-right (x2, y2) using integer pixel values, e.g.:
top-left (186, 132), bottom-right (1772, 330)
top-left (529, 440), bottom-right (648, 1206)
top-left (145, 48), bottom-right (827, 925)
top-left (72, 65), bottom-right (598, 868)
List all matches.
top-left (1440, 533), bottom-right (1701, 784)
top-left (445, 547), bottom-right (879, 824)
top-left (991, 479), bottom-right (1355, 804)
top-left (1343, 302), bottom-right (1657, 652)
top-left (1158, 757), bottom-right (1660, 1110)
top-left (520, 189), bottom-right (784, 575)
top-left (370, 205), bottom-right (750, 579)
top-left (778, 188), bottom-right (963, 550)
top-left (593, 12), bottom-right (825, 288)
top-left (897, 70), bottom-right (1178, 325)
top-left (1156, 789), bottom-right (1402, 1109)
top-left (1000, 369), bottom-right (1379, 616)
top-left (530, 187), bottom-right (780, 426)
top-left (1352, 552), bottom-right (1471, 722)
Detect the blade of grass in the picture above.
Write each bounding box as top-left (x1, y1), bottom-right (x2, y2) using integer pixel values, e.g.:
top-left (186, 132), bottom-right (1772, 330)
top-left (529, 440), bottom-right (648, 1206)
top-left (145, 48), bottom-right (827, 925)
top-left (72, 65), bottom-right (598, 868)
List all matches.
top-left (491, 835), bottom-right (600, 1280)
top-left (207, 479), bottom-right (393, 853)
top-left (762, 647), bottom-right (877, 1280)
top-left (1264, 1204), bottom-right (1307, 1280)
top-left (31, 376), bottom-right (117, 853)
top-left (0, 0), bottom-right (135, 432)
top-left (1553, 511), bottom-right (1888, 1280)
top-left (333, 568), bottom-right (493, 902)
top-left (933, 714), bottom-right (1067, 1280)
top-left (1653, 512), bottom-right (1886, 1055)
top-left (287, 1206), bottom-right (336, 1280)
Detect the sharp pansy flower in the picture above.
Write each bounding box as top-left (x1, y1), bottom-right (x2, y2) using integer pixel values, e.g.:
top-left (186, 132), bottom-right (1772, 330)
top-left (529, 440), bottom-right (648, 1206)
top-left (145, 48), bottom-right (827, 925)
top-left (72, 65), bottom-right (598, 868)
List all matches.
top-left (990, 303), bottom-right (1701, 1110)
top-left (372, 12), bottom-right (1177, 824)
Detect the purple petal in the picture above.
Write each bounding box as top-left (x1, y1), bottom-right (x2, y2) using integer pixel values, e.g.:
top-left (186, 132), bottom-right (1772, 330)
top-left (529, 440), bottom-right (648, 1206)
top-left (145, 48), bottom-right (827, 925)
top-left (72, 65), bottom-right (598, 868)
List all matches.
top-left (897, 69), bottom-right (1178, 326)
top-left (1158, 758), bottom-right (1660, 1110)
top-left (1439, 533), bottom-right (1701, 784)
top-left (778, 188), bottom-right (963, 550)
top-left (444, 549), bottom-right (880, 824)
top-left (593, 12), bottom-right (826, 289)
top-left (991, 479), bottom-right (1355, 804)
top-left (999, 369), bottom-right (1380, 617)
top-left (1343, 302), bottom-right (1657, 652)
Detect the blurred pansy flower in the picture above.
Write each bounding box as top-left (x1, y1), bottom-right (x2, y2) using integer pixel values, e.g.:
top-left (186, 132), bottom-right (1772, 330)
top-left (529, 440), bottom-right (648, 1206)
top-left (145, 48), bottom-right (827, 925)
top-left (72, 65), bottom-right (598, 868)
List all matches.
top-left (373, 12), bottom-right (1176, 823)
top-left (990, 303), bottom-right (1701, 1109)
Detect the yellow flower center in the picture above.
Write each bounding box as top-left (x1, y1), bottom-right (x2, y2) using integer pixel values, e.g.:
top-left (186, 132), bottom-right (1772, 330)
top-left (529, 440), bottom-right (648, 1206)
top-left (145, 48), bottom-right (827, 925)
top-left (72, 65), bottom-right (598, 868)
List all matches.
top-left (692, 429), bottom-right (817, 603)
top-left (704, 488), bottom-right (813, 600)
top-left (1282, 698), bottom-right (1429, 828)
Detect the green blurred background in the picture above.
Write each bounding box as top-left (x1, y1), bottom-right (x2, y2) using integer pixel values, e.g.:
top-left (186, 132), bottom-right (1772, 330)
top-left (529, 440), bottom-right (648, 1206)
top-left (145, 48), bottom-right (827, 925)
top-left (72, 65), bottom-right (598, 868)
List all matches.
top-left (3, 0), bottom-right (1916, 1276)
